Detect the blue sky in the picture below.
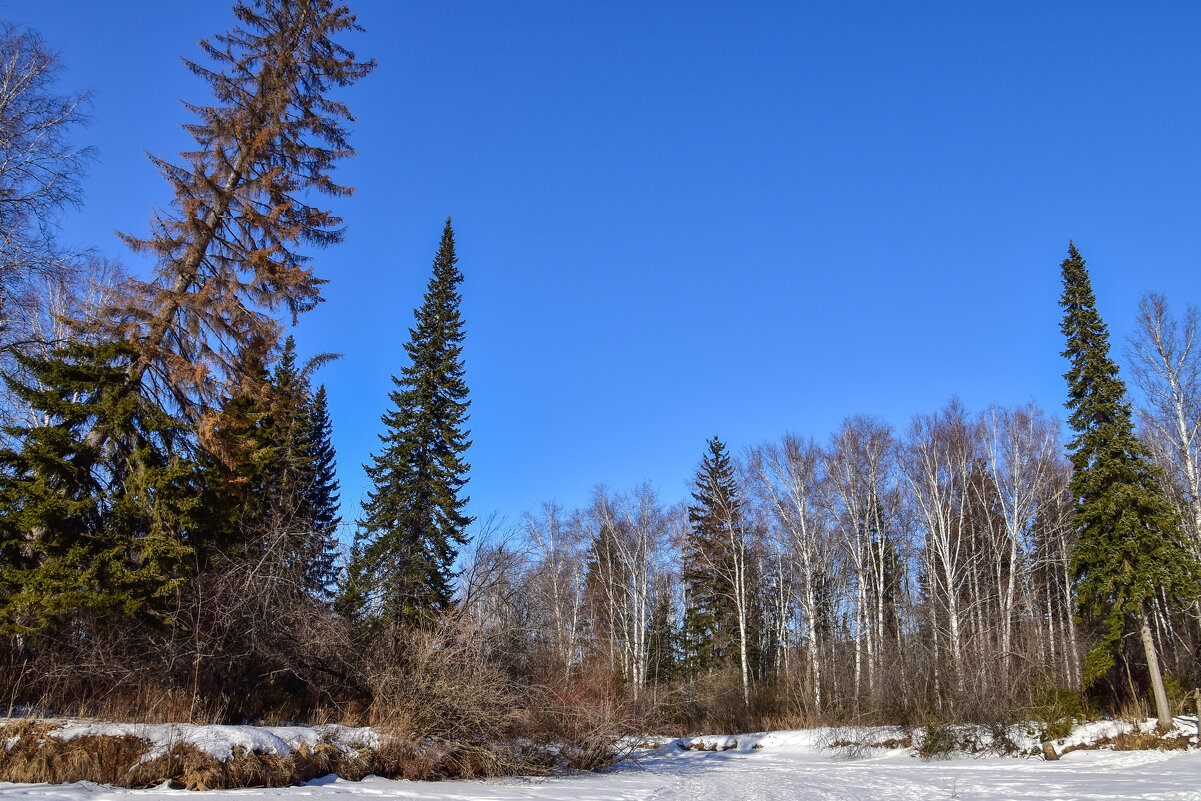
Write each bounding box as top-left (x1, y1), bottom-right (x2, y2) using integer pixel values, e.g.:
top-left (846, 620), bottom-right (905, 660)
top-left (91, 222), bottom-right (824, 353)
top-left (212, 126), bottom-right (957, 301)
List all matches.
top-left (10, 1), bottom-right (1201, 535)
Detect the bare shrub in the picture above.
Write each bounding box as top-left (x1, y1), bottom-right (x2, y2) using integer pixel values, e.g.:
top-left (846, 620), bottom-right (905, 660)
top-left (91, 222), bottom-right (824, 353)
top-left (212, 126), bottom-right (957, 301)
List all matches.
top-left (364, 617), bottom-right (524, 741)
top-left (816, 725), bottom-right (914, 760)
top-left (526, 667), bottom-right (640, 771)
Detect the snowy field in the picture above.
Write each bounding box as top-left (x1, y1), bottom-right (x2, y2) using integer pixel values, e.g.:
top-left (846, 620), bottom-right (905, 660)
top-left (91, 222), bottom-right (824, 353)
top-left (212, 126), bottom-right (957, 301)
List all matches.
top-left (4, 728), bottom-right (1201, 801)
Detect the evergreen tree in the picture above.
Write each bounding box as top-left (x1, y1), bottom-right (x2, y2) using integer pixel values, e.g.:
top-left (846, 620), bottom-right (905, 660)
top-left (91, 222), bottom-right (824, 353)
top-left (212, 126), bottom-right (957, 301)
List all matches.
top-left (351, 219), bottom-right (472, 628)
top-left (0, 340), bottom-right (194, 634)
top-left (201, 337), bottom-right (340, 598)
top-left (683, 436), bottom-right (741, 674)
top-left (646, 589), bottom-right (679, 684)
top-left (299, 384), bottom-right (341, 599)
top-left (1059, 242), bottom-right (1197, 729)
top-left (17, 0), bottom-right (372, 572)
top-left (194, 342), bottom-right (275, 562)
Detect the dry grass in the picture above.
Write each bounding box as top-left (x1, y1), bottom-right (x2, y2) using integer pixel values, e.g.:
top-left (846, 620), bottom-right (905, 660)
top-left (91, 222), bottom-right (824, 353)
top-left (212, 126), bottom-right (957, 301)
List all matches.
top-left (0, 721), bottom-right (555, 789)
top-left (1058, 728), bottom-right (1193, 757)
top-left (0, 722), bottom-right (150, 786)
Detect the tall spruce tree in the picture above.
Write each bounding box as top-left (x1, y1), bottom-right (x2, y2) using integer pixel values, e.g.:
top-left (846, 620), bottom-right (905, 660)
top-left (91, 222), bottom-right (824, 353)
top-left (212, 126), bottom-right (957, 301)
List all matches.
top-left (351, 219), bottom-right (471, 628)
top-left (1059, 242), bottom-right (1197, 729)
top-left (299, 384), bottom-right (341, 599)
top-left (683, 436), bottom-right (741, 675)
top-left (91, 0), bottom-right (372, 456)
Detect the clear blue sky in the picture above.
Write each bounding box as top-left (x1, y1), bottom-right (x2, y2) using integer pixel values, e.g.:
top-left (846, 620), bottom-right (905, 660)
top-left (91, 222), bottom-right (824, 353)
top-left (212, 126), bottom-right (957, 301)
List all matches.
top-left (10, 1), bottom-right (1201, 535)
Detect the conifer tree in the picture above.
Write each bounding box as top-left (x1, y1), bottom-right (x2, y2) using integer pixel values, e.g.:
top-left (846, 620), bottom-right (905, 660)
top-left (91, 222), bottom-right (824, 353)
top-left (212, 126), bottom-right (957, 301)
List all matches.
top-left (1059, 242), bottom-right (1197, 729)
top-left (352, 219), bottom-right (472, 628)
top-left (201, 337), bottom-right (340, 597)
top-left (0, 340), bottom-right (194, 634)
top-left (299, 384), bottom-right (341, 599)
top-left (19, 0), bottom-right (372, 564)
top-left (683, 436), bottom-right (741, 674)
top-left (91, 0), bottom-right (373, 453)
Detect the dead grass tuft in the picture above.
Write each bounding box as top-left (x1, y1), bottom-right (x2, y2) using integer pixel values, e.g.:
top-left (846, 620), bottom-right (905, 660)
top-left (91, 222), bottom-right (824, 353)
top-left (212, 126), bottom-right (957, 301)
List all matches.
top-left (0, 722), bottom-right (552, 788)
top-left (1059, 728), bottom-right (1192, 756)
top-left (0, 722), bottom-right (149, 786)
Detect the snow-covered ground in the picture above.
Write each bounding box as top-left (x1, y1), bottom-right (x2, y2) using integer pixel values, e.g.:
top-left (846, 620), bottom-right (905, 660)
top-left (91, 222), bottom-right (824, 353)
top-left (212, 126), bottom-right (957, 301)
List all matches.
top-left (5, 726), bottom-right (1201, 801)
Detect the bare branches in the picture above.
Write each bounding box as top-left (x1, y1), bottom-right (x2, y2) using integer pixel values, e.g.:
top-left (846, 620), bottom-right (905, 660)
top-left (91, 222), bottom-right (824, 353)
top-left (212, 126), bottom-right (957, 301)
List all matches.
top-left (1126, 292), bottom-right (1201, 545)
top-left (0, 22), bottom-right (92, 304)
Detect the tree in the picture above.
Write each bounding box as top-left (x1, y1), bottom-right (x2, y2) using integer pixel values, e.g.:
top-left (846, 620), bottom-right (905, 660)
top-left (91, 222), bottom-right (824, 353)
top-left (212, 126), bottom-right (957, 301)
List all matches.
top-left (902, 400), bottom-right (977, 696)
top-left (746, 435), bottom-right (833, 713)
top-left (1125, 293), bottom-right (1201, 589)
top-left (0, 340), bottom-right (194, 635)
top-left (95, 0), bottom-right (372, 450)
top-left (0, 22), bottom-right (91, 347)
top-left (300, 384), bottom-right (341, 599)
top-left (352, 219), bottom-right (472, 629)
top-left (199, 337), bottom-right (340, 597)
top-left (826, 416), bottom-right (901, 705)
top-left (684, 435), bottom-right (752, 708)
top-left (15, 0), bottom-right (372, 564)
top-left (1059, 242), bottom-right (1196, 730)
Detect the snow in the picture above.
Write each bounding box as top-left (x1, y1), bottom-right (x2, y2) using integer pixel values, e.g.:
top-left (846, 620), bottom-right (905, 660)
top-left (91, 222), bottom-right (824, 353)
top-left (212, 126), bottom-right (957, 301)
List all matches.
top-left (3, 724), bottom-right (1201, 800)
top-left (46, 723), bottom-right (381, 762)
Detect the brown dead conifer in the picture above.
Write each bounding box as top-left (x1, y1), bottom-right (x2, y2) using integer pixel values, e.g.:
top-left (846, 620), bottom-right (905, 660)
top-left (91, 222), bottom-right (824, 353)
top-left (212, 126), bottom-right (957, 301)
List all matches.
top-left (95, 0), bottom-right (372, 455)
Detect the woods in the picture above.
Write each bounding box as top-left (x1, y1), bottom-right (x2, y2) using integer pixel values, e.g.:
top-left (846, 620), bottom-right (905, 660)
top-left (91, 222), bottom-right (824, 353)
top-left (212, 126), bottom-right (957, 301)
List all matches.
top-left (2, 0), bottom-right (1201, 779)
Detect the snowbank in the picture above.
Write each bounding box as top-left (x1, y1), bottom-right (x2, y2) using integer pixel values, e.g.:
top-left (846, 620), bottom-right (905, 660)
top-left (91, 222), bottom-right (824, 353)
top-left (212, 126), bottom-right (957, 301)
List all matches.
top-left (47, 722), bottom-right (381, 762)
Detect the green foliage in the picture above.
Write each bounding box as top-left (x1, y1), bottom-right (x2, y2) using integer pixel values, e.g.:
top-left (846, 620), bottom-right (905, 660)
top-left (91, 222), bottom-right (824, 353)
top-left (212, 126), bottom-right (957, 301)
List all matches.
top-left (301, 384), bottom-right (342, 598)
top-left (1030, 685), bottom-right (1087, 723)
top-left (1058, 243), bottom-right (1199, 687)
top-left (682, 436), bottom-right (741, 674)
top-left (645, 591), bottom-right (679, 684)
top-left (1161, 673), bottom-right (1190, 714)
top-left (0, 340), bottom-right (195, 634)
top-left (197, 337), bottom-right (341, 597)
top-left (916, 722), bottom-right (958, 760)
top-left (350, 219), bottom-right (472, 628)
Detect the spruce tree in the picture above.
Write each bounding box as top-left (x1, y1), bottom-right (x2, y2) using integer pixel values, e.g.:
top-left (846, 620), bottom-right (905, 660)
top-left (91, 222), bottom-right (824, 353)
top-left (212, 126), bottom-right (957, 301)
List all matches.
top-left (1059, 242), bottom-right (1197, 729)
top-left (91, 0), bottom-right (373, 454)
top-left (683, 436), bottom-right (741, 674)
top-left (299, 384), bottom-right (341, 599)
top-left (0, 340), bottom-right (194, 634)
top-left (201, 337), bottom-right (340, 598)
top-left (352, 219), bottom-right (472, 628)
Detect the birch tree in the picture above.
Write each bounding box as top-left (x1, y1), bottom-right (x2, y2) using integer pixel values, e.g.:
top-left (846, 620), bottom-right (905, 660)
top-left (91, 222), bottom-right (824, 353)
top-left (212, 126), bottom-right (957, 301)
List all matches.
top-left (746, 435), bottom-right (833, 712)
top-left (980, 403), bottom-right (1059, 685)
top-left (524, 502), bottom-right (585, 683)
top-left (903, 400), bottom-right (978, 696)
top-left (1126, 293), bottom-right (1201, 585)
top-left (825, 416), bottom-right (900, 704)
top-left (0, 22), bottom-right (91, 349)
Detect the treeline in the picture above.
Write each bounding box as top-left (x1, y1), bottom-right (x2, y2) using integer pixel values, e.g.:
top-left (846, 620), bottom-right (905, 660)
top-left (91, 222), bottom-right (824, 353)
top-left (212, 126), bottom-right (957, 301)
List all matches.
top-left (475, 399), bottom-right (1137, 729)
top-left (456, 262), bottom-right (1201, 733)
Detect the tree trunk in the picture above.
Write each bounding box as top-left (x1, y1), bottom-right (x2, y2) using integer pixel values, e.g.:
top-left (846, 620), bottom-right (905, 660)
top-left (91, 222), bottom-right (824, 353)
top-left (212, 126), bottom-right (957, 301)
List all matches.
top-left (1140, 608), bottom-right (1173, 731)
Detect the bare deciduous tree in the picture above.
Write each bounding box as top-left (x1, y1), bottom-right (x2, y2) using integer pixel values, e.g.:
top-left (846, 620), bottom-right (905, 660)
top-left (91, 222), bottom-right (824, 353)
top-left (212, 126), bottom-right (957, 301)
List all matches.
top-left (1126, 293), bottom-right (1201, 563)
top-left (0, 22), bottom-right (91, 343)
